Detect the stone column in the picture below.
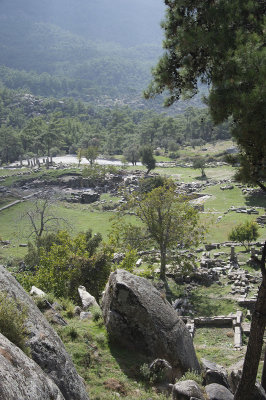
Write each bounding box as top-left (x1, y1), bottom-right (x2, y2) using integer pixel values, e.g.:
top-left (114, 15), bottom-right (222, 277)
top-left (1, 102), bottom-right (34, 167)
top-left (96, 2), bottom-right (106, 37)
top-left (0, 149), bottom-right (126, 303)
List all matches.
top-left (230, 246), bottom-right (236, 262)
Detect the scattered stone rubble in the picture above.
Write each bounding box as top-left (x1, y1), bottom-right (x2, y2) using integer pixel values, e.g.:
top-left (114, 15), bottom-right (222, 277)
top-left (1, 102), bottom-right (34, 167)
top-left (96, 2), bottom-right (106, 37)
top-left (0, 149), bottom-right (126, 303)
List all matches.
top-left (64, 189), bottom-right (100, 204)
top-left (257, 214), bottom-right (266, 227)
top-left (228, 205), bottom-right (260, 215)
top-left (220, 184), bottom-right (234, 190)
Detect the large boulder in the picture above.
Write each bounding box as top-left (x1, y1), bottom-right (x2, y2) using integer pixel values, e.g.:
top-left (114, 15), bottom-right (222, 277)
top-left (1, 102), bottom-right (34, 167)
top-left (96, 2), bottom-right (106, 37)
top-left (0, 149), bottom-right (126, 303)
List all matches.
top-left (0, 265), bottom-right (89, 400)
top-left (172, 380), bottom-right (204, 399)
top-left (102, 269), bottom-right (200, 374)
top-left (205, 383), bottom-right (233, 400)
top-left (0, 333), bottom-right (65, 400)
top-left (201, 358), bottom-right (230, 389)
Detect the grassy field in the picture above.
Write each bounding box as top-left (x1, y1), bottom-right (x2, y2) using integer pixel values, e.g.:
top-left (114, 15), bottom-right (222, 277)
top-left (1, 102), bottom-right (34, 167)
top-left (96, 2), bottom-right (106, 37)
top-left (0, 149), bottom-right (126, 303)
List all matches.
top-left (194, 327), bottom-right (246, 368)
top-left (200, 185), bottom-right (266, 243)
top-left (0, 165), bottom-right (265, 263)
top-left (202, 212), bottom-right (265, 243)
top-left (178, 139), bottom-right (235, 158)
top-left (0, 201), bottom-right (118, 261)
top-left (128, 164), bottom-right (236, 182)
top-left (0, 168), bottom-right (27, 177)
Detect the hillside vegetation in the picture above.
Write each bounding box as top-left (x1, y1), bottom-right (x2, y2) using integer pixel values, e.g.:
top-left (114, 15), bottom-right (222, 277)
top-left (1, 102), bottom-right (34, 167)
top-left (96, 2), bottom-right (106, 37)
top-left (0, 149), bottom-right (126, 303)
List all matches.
top-left (0, 0), bottom-right (207, 111)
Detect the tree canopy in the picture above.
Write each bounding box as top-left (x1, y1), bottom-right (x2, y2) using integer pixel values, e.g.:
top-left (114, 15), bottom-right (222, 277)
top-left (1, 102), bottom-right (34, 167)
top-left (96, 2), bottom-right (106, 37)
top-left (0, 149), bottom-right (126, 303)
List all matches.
top-left (116, 180), bottom-right (204, 281)
top-left (145, 0), bottom-right (266, 190)
top-left (228, 220), bottom-right (259, 251)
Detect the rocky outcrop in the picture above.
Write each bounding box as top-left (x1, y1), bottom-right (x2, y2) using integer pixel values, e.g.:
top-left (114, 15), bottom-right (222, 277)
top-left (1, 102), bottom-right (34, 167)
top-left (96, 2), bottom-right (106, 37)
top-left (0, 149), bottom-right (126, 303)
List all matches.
top-left (0, 333), bottom-right (65, 400)
top-left (0, 266), bottom-right (89, 400)
top-left (102, 269), bottom-right (200, 374)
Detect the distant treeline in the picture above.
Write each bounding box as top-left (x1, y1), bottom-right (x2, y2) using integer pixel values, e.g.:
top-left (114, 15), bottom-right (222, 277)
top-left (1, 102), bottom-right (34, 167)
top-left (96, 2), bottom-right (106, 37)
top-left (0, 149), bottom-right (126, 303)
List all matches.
top-left (0, 88), bottom-right (230, 164)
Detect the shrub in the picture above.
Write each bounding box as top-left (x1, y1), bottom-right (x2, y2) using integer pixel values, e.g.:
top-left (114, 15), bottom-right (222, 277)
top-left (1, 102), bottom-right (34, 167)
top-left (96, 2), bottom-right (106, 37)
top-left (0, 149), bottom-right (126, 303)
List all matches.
top-left (118, 249), bottom-right (138, 273)
top-left (34, 296), bottom-right (54, 312)
top-left (139, 363), bottom-right (164, 383)
top-left (179, 370), bottom-right (203, 385)
top-left (21, 230), bottom-right (112, 302)
top-left (0, 291), bottom-right (29, 354)
top-left (91, 305), bottom-right (102, 322)
top-left (59, 297), bottom-right (75, 318)
top-left (138, 176), bottom-right (166, 194)
top-left (140, 363), bottom-right (152, 382)
top-left (228, 220), bottom-right (259, 250)
top-left (169, 151), bottom-right (180, 159)
top-left (60, 325), bottom-right (79, 341)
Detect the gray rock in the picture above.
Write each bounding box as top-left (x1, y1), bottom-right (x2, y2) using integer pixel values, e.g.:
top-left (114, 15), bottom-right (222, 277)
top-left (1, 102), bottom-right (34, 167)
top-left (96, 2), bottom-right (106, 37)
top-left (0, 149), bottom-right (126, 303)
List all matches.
top-left (80, 311), bottom-right (92, 320)
top-left (78, 285), bottom-right (98, 309)
top-left (201, 358), bottom-right (230, 389)
top-left (205, 370), bottom-right (230, 389)
top-left (44, 309), bottom-right (67, 326)
top-left (30, 285), bottom-right (46, 297)
top-left (74, 306), bottom-right (82, 316)
top-left (252, 383), bottom-right (266, 400)
top-left (0, 265), bottom-right (89, 400)
top-left (205, 383), bottom-right (233, 400)
top-left (172, 380), bottom-right (204, 400)
top-left (112, 252), bottom-right (125, 264)
top-left (102, 270), bottom-right (200, 374)
top-left (0, 333), bottom-right (65, 400)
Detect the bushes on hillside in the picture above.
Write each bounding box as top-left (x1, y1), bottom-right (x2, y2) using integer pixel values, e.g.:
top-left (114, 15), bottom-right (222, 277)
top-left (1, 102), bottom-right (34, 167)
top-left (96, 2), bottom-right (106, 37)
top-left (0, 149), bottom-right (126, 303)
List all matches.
top-left (21, 230), bottom-right (112, 302)
top-left (0, 291), bottom-right (29, 354)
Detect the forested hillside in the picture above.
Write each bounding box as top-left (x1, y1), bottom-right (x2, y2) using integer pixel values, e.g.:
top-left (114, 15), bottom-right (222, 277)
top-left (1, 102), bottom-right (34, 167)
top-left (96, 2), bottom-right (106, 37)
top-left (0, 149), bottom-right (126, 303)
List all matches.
top-left (0, 88), bottom-right (230, 163)
top-left (0, 0), bottom-right (223, 165)
top-left (0, 0), bottom-right (204, 111)
top-left (0, 0), bottom-right (163, 105)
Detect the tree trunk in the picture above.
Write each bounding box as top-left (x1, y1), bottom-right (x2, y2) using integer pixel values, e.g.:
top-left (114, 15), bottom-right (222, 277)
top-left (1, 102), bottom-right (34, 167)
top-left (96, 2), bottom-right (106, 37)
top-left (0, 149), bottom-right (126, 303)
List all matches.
top-left (261, 349), bottom-right (266, 391)
top-left (160, 248), bottom-right (166, 281)
top-left (256, 180), bottom-right (266, 193)
top-left (234, 241), bottom-right (266, 400)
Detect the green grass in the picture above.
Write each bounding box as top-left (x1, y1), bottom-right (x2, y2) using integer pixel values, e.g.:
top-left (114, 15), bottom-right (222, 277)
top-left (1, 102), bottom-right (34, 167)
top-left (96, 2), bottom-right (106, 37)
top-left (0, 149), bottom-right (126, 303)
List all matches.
top-left (201, 212), bottom-right (266, 243)
top-left (0, 167), bottom-right (31, 177)
top-left (55, 317), bottom-right (168, 400)
top-left (155, 155), bottom-right (172, 162)
top-left (201, 185), bottom-right (266, 212)
top-left (194, 327), bottom-right (245, 368)
top-left (0, 200), bottom-right (137, 261)
top-left (197, 184), bottom-right (266, 243)
top-left (127, 164), bottom-right (235, 182)
top-left (0, 195), bottom-right (20, 208)
top-left (158, 165), bottom-right (235, 182)
top-left (189, 288), bottom-right (239, 317)
top-left (100, 193), bottom-right (121, 203)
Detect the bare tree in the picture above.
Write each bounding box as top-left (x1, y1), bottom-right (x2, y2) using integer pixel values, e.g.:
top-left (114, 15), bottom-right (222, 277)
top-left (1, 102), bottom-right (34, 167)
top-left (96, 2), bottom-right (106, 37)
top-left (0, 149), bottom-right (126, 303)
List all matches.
top-left (21, 191), bottom-right (70, 238)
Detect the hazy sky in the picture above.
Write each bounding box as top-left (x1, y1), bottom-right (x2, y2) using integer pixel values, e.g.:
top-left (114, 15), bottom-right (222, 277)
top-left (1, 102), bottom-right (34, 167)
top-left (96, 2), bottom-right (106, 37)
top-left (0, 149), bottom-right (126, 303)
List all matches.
top-left (0, 0), bottom-right (165, 46)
